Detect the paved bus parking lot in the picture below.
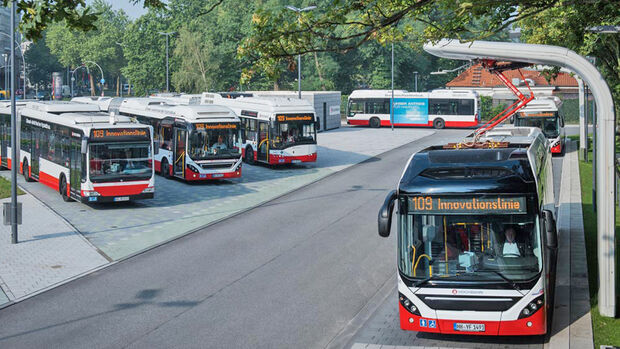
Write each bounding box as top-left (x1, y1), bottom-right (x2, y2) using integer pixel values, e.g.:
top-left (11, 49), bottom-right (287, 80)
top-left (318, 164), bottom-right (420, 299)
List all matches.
top-left (0, 126), bottom-right (439, 304)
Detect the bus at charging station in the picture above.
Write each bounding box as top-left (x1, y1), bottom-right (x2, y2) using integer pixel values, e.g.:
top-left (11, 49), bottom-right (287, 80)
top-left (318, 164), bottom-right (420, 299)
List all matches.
top-left (202, 93), bottom-right (317, 165)
top-left (16, 101), bottom-right (155, 203)
top-left (119, 98), bottom-right (243, 181)
top-left (378, 127), bottom-right (558, 336)
top-left (347, 89), bottom-right (480, 129)
top-left (513, 97), bottom-right (565, 155)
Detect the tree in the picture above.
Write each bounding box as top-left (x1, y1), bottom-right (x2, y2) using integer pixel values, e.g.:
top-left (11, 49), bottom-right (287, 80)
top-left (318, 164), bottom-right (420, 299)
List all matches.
top-left (23, 33), bottom-right (63, 90)
top-left (519, 1), bottom-right (620, 112)
top-left (2, 0), bottom-right (164, 41)
top-left (171, 28), bottom-right (217, 93)
top-left (46, 0), bottom-right (128, 95)
top-left (239, 0), bottom-right (618, 85)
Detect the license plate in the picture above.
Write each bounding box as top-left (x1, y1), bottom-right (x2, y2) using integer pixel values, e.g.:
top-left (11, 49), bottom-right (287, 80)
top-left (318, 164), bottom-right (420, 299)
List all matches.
top-left (199, 174), bottom-right (207, 178)
top-left (114, 196), bottom-right (130, 202)
top-left (454, 323), bottom-right (485, 332)
top-left (212, 173), bottom-right (224, 178)
top-left (279, 159), bottom-right (285, 163)
top-left (88, 197), bottom-right (98, 202)
top-left (292, 159), bottom-right (301, 163)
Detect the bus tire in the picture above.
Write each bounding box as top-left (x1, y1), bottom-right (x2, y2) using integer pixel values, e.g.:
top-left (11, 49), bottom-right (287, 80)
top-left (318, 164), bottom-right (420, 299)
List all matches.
top-left (22, 159), bottom-right (32, 182)
top-left (369, 117), bottom-right (381, 128)
top-left (161, 159), bottom-right (170, 178)
top-left (59, 175), bottom-right (71, 202)
top-left (245, 147), bottom-right (254, 165)
top-left (433, 118), bottom-right (445, 129)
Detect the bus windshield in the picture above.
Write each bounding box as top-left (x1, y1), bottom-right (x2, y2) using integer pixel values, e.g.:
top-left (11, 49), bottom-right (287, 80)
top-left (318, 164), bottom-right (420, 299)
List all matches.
top-left (89, 142), bottom-right (152, 183)
top-left (188, 126), bottom-right (240, 160)
top-left (398, 197), bottom-right (542, 284)
top-left (515, 113), bottom-right (560, 138)
top-left (272, 114), bottom-right (316, 149)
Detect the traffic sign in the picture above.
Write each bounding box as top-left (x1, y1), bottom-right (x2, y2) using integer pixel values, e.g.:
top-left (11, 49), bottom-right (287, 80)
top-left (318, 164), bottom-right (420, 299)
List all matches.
top-left (100, 78), bottom-right (105, 84)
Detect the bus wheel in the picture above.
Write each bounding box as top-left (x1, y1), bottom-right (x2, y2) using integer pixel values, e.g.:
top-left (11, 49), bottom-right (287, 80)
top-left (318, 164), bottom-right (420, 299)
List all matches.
top-left (433, 118), bottom-right (445, 129)
top-left (161, 159), bottom-right (170, 178)
top-left (369, 117), bottom-right (381, 128)
top-left (59, 175), bottom-right (71, 202)
top-left (245, 147), bottom-right (254, 165)
top-left (22, 159), bottom-right (32, 182)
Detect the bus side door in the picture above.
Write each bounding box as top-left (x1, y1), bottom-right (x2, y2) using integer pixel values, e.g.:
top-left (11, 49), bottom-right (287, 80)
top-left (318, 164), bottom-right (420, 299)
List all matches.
top-left (69, 137), bottom-right (81, 197)
top-left (173, 127), bottom-right (186, 178)
top-left (258, 121), bottom-right (269, 163)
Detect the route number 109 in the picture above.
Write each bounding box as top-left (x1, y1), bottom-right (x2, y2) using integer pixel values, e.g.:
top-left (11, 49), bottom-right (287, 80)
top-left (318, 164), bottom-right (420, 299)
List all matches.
top-left (412, 196), bottom-right (433, 210)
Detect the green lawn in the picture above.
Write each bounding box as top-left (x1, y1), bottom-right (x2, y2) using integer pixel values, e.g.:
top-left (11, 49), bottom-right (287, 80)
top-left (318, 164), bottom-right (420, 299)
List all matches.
top-left (576, 137), bottom-right (620, 347)
top-left (0, 176), bottom-right (24, 199)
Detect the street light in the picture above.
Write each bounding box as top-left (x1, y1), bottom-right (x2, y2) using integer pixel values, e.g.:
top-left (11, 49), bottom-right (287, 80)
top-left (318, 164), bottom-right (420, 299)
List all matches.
top-left (83, 61), bottom-right (104, 97)
top-left (285, 5), bottom-right (317, 99)
top-left (158, 32), bottom-right (175, 93)
top-left (8, 0), bottom-right (19, 243)
top-left (587, 25), bottom-right (620, 34)
top-left (70, 64), bottom-right (90, 98)
top-left (414, 71), bottom-right (419, 92)
top-left (0, 32), bottom-right (26, 98)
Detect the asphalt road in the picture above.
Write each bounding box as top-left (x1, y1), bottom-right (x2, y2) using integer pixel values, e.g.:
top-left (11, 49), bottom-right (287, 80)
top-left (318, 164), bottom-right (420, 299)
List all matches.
top-left (0, 129), bottom-right (470, 349)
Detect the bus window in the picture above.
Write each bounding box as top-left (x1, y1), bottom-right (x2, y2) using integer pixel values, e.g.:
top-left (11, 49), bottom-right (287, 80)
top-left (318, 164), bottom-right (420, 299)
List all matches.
top-left (348, 99), bottom-right (364, 116)
top-left (457, 99), bottom-right (474, 115)
top-left (366, 99), bottom-right (389, 114)
top-left (429, 99), bottom-right (451, 115)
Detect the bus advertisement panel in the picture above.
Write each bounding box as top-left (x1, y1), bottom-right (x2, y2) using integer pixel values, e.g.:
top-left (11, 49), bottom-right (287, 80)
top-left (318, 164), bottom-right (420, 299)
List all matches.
top-left (392, 98), bottom-right (429, 125)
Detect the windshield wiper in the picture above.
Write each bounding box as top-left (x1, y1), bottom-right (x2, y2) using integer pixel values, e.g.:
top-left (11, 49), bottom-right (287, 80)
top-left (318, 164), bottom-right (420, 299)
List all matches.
top-left (476, 269), bottom-right (525, 295)
top-left (413, 276), bottom-right (438, 288)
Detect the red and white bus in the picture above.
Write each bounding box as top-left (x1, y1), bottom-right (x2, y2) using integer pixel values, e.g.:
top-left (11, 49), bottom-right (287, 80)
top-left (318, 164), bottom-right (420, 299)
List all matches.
top-left (202, 93), bottom-right (317, 165)
top-left (378, 127), bottom-right (557, 335)
top-left (513, 97), bottom-right (565, 155)
top-left (119, 98), bottom-right (243, 181)
top-left (347, 89), bottom-right (480, 129)
top-left (15, 101), bottom-right (155, 203)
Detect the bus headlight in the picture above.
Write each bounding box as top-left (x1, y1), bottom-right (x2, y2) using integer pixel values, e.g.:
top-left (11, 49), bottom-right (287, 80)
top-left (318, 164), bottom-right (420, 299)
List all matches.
top-left (82, 190), bottom-right (100, 197)
top-left (187, 164), bottom-right (200, 173)
top-left (518, 294), bottom-right (544, 319)
top-left (399, 293), bottom-right (420, 316)
top-left (141, 186), bottom-right (155, 194)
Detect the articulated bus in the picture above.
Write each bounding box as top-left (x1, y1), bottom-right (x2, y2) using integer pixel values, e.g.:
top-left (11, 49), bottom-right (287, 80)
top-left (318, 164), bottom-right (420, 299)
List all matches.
top-left (202, 93), bottom-right (317, 165)
top-left (15, 101), bottom-right (155, 203)
top-left (119, 98), bottom-right (243, 181)
top-left (0, 100), bottom-right (31, 169)
top-left (513, 97), bottom-right (565, 155)
top-left (378, 127), bottom-right (558, 336)
top-left (347, 89), bottom-right (480, 129)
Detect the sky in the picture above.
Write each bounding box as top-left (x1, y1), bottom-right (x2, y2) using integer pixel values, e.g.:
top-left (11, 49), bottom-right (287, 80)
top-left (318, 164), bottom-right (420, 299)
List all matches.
top-left (85, 1), bottom-right (148, 19)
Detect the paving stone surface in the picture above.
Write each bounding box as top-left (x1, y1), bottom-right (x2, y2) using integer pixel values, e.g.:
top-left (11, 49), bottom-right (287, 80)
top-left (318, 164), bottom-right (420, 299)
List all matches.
top-left (2, 127), bottom-right (434, 260)
top-left (0, 195), bottom-right (108, 304)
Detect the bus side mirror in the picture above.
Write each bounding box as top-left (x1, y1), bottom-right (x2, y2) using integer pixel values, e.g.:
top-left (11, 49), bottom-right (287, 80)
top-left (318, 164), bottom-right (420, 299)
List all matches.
top-left (81, 138), bottom-right (88, 154)
top-left (543, 209), bottom-right (558, 249)
top-left (378, 190), bottom-right (397, 237)
top-left (510, 116), bottom-right (514, 124)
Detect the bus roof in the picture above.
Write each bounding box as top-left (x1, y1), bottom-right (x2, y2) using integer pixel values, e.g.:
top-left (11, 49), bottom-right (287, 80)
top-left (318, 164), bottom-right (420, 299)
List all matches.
top-left (348, 89), bottom-right (478, 99)
top-left (0, 100), bottom-right (34, 113)
top-left (26, 100), bottom-right (100, 113)
top-left (202, 93), bottom-right (316, 116)
top-left (519, 97), bottom-right (561, 113)
top-left (20, 102), bottom-right (149, 134)
top-left (119, 98), bottom-right (239, 123)
top-left (398, 126), bottom-right (547, 196)
top-left (71, 96), bottom-right (126, 112)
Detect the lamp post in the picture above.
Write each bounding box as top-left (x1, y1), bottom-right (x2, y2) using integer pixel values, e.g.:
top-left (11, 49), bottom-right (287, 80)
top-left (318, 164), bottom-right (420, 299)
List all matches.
top-left (2, 53), bottom-right (7, 93)
top-left (0, 33), bottom-right (25, 98)
top-left (9, 0), bottom-right (19, 243)
top-left (158, 32), bottom-right (175, 93)
top-left (391, 42), bottom-right (394, 131)
top-left (83, 61), bottom-right (104, 97)
top-left (414, 71), bottom-right (419, 92)
top-left (285, 5), bottom-right (317, 99)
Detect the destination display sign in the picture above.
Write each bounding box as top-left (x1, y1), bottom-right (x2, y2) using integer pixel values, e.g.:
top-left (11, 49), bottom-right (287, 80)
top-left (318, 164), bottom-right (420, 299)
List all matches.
top-left (408, 196), bottom-right (527, 215)
top-left (276, 114), bottom-right (314, 122)
top-left (195, 123), bottom-right (238, 130)
top-left (90, 128), bottom-right (150, 142)
top-left (518, 112), bottom-right (556, 118)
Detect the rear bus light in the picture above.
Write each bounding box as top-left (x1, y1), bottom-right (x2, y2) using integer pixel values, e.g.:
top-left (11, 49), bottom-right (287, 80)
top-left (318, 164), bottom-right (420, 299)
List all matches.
top-left (141, 186), bottom-right (155, 194)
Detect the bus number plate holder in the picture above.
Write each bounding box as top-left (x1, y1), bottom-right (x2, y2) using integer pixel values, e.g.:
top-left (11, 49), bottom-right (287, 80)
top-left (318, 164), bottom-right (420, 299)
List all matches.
top-left (453, 323), bottom-right (485, 332)
top-left (212, 174), bottom-right (224, 178)
top-left (114, 197), bottom-right (130, 202)
top-left (292, 160), bottom-right (301, 163)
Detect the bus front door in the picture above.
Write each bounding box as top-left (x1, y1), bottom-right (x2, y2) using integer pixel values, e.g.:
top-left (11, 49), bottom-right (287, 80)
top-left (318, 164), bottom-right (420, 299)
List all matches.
top-left (69, 139), bottom-right (81, 197)
top-left (258, 121), bottom-right (269, 163)
top-left (31, 129), bottom-right (40, 179)
top-left (1, 121), bottom-right (7, 167)
top-left (173, 128), bottom-right (186, 178)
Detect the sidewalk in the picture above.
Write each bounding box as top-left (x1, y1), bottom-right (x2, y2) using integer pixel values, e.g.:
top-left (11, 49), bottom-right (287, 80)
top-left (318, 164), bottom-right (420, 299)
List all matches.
top-left (0, 194), bottom-right (108, 306)
top-left (547, 141), bottom-right (594, 348)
